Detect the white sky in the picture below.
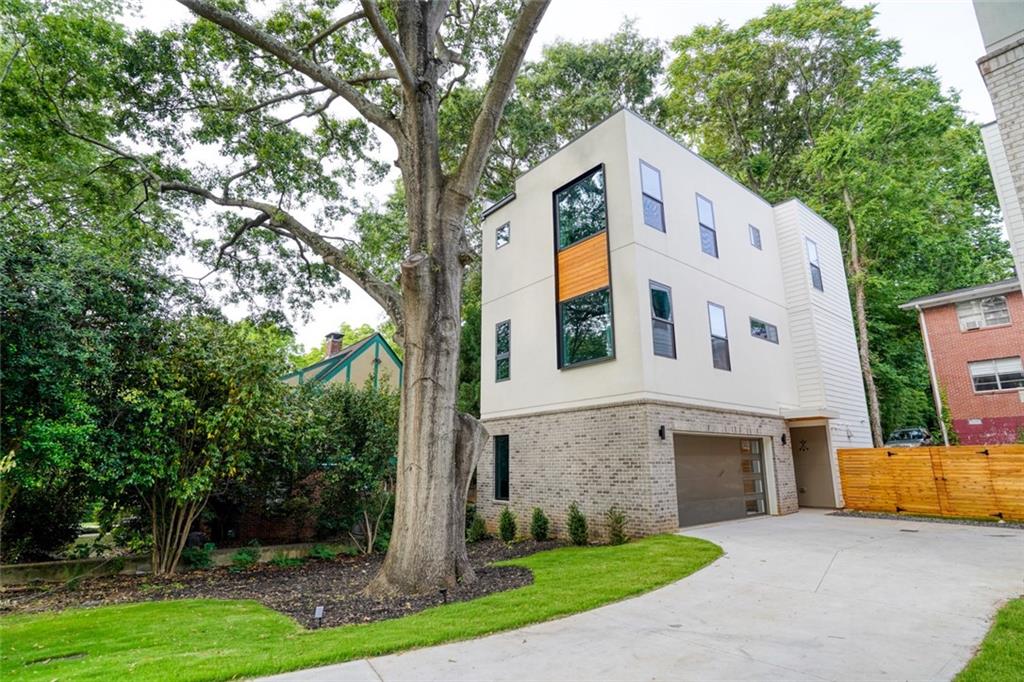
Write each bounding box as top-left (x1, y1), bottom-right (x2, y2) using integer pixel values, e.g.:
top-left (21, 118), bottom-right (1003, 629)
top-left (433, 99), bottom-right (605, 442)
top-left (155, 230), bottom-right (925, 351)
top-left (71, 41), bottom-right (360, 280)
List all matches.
top-left (134, 0), bottom-right (995, 351)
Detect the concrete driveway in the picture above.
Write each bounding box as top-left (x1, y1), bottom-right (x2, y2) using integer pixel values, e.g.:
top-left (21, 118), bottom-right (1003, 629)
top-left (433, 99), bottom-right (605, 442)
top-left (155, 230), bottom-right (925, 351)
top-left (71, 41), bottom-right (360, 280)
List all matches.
top-left (262, 510), bottom-right (1023, 681)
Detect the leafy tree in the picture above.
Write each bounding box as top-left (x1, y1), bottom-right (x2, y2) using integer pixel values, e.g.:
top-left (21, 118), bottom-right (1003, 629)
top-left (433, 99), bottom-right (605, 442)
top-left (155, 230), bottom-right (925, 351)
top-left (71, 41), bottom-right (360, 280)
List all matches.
top-left (665, 0), bottom-right (1011, 441)
top-left (110, 318), bottom-right (291, 575)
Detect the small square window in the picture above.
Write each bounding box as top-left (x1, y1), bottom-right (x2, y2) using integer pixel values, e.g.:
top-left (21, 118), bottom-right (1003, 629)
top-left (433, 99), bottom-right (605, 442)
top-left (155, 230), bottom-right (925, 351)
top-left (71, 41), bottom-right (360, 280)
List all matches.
top-left (749, 225), bottom-right (762, 250)
top-left (496, 222), bottom-right (510, 249)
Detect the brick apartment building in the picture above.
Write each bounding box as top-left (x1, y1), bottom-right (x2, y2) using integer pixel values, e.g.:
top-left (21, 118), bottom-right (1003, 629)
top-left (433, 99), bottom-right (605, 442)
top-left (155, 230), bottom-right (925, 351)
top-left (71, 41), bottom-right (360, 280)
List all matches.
top-left (900, 279), bottom-right (1024, 444)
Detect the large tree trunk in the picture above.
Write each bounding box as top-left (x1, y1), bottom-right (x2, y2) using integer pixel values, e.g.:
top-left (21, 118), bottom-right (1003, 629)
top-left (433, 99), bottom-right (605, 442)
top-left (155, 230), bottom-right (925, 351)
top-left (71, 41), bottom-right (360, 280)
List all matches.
top-left (843, 186), bottom-right (884, 447)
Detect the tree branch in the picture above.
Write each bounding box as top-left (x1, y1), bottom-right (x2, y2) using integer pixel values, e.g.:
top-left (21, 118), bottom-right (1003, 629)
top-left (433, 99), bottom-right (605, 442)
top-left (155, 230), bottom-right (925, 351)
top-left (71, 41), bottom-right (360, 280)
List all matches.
top-left (302, 10), bottom-right (366, 51)
top-left (447, 0), bottom-right (549, 209)
top-left (359, 0), bottom-right (417, 93)
top-left (176, 0), bottom-right (401, 140)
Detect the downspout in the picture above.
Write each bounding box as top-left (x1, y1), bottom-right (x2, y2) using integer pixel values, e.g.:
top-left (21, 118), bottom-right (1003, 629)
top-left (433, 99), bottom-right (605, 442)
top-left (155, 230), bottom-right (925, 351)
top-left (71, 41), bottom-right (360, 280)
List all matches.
top-left (917, 305), bottom-right (949, 446)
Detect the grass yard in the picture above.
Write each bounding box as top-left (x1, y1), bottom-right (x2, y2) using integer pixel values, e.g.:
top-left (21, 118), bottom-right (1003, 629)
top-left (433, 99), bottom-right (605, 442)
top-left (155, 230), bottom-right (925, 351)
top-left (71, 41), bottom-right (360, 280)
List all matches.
top-left (957, 598), bottom-right (1024, 682)
top-left (1, 534), bottom-right (721, 682)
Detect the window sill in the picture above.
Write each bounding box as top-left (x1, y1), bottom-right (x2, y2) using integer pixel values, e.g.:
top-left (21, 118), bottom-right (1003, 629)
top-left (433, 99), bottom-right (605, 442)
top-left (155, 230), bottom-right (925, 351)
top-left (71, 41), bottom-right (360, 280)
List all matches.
top-left (560, 354), bottom-right (616, 371)
top-left (960, 322), bottom-right (1013, 333)
top-left (972, 387), bottom-right (1024, 396)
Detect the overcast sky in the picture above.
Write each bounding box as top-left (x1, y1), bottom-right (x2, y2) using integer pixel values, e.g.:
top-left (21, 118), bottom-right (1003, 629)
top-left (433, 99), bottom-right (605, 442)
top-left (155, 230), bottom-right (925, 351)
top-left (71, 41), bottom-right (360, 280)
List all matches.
top-left (135, 0), bottom-right (995, 352)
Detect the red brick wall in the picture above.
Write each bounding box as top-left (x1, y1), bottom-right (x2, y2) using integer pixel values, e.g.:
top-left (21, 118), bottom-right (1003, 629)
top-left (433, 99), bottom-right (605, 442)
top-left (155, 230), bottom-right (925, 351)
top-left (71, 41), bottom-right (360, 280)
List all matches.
top-left (922, 289), bottom-right (1024, 444)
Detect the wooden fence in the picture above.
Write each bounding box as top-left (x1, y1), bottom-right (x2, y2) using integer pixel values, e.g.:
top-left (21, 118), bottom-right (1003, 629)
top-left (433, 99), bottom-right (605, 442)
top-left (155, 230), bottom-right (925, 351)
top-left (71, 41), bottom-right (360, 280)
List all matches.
top-left (837, 445), bottom-right (1024, 521)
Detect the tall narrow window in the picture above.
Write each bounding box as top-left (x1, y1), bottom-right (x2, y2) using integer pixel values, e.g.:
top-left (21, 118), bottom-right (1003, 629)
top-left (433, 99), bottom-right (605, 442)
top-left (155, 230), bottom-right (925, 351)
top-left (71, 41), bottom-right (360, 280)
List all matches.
top-left (493, 435), bottom-right (510, 501)
top-left (650, 282), bottom-right (675, 358)
top-left (749, 224), bottom-right (762, 250)
top-left (495, 320), bottom-right (511, 381)
top-left (555, 167), bottom-right (607, 249)
top-left (708, 302), bottom-right (731, 370)
top-left (640, 161), bottom-right (664, 231)
top-left (806, 238), bottom-right (823, 291)
top-left (496, 222), bottom-right (510, 248)
top-left (697, 194), bottom-right (718, 257)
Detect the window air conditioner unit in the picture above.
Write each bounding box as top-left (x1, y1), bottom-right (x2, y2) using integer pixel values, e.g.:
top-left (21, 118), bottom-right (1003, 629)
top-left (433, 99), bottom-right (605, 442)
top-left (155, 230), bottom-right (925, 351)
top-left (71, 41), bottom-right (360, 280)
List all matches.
top-left (964, 320), bottom-right (982, 331)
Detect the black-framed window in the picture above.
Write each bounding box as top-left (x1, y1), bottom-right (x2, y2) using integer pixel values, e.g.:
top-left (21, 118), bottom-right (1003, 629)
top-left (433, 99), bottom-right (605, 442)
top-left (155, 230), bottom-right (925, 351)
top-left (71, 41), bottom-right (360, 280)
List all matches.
top-left (640, 161), bottom-right (665, 231)
top-left (750, 317), bottom-right (779, 344)
top-left (697, 194), bottom-right (718, 257)
top-left (806, 238), bottom-right (823, 291)
top-left (749, 224), bottom-right (762, 250)
top-left (969, 357), bottom-right (1024, 392)
top-left (708, 302), bottom-right (731, 370)
top-left (559, 288), bottom-right (613, 367)
top-left (493, 435), bottom-right (509, 501)
top-left (496, 222), bottom-right (510, 249)
top-left (650, 281), bottom-right (675, 358)
top-left (555, 167), bottom-right (607, 249)
top-left (495, 319), bottom-right (511, 381)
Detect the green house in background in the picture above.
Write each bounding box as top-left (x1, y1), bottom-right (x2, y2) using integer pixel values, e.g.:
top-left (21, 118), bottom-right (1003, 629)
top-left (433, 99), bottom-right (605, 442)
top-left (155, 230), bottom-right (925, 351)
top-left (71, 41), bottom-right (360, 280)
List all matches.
top-left (282, 331), bottom-right (402, 389)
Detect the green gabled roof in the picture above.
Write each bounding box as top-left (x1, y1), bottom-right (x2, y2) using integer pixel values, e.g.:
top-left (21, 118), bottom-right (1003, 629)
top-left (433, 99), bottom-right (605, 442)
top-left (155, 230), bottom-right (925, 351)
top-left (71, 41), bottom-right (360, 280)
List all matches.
top-left (281, 333), bottom-right (402, 386)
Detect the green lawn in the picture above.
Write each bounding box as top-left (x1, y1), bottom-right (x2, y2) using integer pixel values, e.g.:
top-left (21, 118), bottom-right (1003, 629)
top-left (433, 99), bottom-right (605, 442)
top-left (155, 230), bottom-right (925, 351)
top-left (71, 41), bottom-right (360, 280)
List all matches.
top-left (1, 534), bottom-right (721, 682)
top-left (957, 598), bottom-right (1024, 682)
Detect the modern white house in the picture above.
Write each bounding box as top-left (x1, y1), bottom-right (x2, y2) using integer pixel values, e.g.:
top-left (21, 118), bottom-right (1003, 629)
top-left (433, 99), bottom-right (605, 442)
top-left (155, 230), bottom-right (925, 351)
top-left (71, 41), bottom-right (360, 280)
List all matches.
top-left (477, 109), bottom-right (872, 537)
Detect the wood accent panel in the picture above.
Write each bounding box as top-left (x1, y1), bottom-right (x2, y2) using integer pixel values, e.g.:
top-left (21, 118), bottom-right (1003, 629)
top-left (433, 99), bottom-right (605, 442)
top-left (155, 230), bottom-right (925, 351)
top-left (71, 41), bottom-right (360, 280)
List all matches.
top-left (838, 446), bottom-right (1024, 521)
top-left (557, 232), bottom-right (609, 302)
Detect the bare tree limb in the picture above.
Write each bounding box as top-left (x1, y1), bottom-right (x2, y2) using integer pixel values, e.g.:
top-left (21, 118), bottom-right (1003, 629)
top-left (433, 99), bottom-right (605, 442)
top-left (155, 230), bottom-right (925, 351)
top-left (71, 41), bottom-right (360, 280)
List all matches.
top-left (359, 0), bottom-right (417, 93)
top-left (242, 85), bottom-right (327, 114)
top-left (302, 10), bottom-right (365, 51)
top-left (176, 0), bottom-right (401, 140)
top-left (447, 0), bottom-right (549, 208)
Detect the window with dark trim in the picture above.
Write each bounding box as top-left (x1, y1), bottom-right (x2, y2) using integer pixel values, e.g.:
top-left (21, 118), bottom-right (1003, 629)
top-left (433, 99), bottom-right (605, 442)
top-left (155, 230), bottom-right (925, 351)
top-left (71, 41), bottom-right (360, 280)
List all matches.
top-left (749, 224), bottom-right (762, 250)
top-left (493, 435), bottom-right (509, 501)
top-left (697, 194), bottom-right (718, 257)
top-left (495, 319), bottom-right (511, 381)
top-left (555, 167), bottom-right (607, 249)
top-left (750, 317), bottom-right (779, 343)
top-left (708, 302), bottom-right (731, 370)
top-left (969, 357), bottom-right (1024, 392)
top-left (640, 161), bottom-right (665, 231)
top-left (649, 281), bottom-right (675, 358)
top-left (559, 288), bottom-right (613, 367)
top-left (806, 238), bottom-right (823, 291)
top-left (496, 222), bottom-right (510, 248)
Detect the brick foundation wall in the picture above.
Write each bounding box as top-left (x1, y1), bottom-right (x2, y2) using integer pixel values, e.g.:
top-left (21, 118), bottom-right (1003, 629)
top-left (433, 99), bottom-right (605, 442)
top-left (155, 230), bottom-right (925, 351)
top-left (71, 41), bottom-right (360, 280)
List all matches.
top-left (478, 400), bottom-right (800, 541)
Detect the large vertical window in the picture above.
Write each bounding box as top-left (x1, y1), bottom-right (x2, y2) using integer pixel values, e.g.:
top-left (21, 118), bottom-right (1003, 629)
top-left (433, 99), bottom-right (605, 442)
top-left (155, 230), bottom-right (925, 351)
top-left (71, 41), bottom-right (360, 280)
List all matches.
top-left (969, 357), bottom-right (1024, 392)
top-left (495, 320), bottom-right (511, 381)
top-left (495, 222), bottom-right (510, 249)
top-left (493, 435), bottom-right (509, 501)
top-left (956, 296), bottom-right (1010, 330)
top-left (560, 288), bottom-right (613, 367)
top-left (555, 167), bottom-right (607, 248)
top-left (640, 161), bottom-right (664, 231)
top-left (708, 302), bottom-right (731, 370)
top-left (697, 194), bottom-right (718, 257)
top-left (806, 238), bottom-right (823, 291)
top-left (650, 281), bottom-right (675, 358)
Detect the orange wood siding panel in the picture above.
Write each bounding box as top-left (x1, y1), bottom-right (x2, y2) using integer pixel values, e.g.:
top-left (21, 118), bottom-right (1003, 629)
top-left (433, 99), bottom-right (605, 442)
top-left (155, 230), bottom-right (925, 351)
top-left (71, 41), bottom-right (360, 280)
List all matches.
top-left (837, 445), bottom-right (1024, 520)
top-left (557, 232), bottom-right (609, 302)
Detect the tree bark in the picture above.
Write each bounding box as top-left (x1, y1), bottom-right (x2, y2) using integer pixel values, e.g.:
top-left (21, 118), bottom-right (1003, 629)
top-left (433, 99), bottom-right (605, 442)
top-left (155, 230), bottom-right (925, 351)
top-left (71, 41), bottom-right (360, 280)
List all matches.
top-left (843, 186), bottom-right (884, 447)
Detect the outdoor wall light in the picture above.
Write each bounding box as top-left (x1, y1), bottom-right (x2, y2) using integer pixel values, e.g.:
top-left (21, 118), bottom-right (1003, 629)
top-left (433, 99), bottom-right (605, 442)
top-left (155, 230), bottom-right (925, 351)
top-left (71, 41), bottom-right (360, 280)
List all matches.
top-left (658, 425), bottom-right (666, 440)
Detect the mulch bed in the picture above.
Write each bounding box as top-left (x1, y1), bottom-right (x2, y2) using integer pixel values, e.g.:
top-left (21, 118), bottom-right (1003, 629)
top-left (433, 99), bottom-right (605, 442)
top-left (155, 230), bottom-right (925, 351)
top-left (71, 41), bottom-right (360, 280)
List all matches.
top-left (0, 539), bottom-right (561, 628)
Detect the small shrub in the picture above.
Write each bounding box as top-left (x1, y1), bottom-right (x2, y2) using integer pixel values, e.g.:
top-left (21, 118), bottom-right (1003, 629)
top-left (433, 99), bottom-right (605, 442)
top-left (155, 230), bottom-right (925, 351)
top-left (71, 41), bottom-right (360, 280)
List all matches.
top-left (467, 513), bottom-right (488, 543)
top-left (498, 507), bottom-right (517, 543)
top-left (181, 542), bottom-right (216, 570)
top-left (230, 541), bottom-right (261, 572)
top-left (270, 552), bottom-right (304, 568)
top-left (567, 502), bottom-right (588, 546)
top-left (307, 544), bottom-right (338, 561)
top-left (530, 507), bottom-right (550, 541)
top-left (606, 506), bottom-right (628, 545)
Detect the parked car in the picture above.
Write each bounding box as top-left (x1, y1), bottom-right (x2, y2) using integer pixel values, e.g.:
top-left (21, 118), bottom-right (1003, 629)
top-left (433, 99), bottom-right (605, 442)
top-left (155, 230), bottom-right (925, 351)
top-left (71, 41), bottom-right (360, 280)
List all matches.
top-left (884, 428), bottom-right (934, 447)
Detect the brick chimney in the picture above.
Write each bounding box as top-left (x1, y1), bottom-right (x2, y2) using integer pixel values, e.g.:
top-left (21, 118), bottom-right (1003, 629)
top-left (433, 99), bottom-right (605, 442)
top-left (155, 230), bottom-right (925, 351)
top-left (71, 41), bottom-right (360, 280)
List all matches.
top-left (324, 331), bottom-right (343, 358)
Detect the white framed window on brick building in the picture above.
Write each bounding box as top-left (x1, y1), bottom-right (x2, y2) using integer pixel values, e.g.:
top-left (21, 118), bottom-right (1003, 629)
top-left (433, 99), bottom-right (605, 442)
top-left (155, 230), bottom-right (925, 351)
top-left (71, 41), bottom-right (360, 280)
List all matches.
top-left (969, 357), bottom-right (1024, 392)
top-left (956, 296), bottom-right (1010, 331)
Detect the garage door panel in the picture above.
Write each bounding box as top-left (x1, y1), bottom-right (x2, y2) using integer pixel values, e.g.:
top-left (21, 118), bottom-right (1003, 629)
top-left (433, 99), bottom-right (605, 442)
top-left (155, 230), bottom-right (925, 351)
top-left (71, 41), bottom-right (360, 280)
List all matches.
top-left (674, 435), bottom-right (766, 527)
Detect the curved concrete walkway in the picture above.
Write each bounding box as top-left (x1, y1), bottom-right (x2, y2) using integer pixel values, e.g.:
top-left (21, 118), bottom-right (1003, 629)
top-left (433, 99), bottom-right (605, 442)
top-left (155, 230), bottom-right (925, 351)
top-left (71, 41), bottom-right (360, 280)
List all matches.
top-left (261, 510), bottom-right (1023, 681)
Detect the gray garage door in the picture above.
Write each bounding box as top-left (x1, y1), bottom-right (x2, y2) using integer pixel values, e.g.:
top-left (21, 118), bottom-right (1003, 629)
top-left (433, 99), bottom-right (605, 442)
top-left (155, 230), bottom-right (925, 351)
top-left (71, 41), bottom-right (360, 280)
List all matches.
top-left (673, 434), bottom-right (767, 527)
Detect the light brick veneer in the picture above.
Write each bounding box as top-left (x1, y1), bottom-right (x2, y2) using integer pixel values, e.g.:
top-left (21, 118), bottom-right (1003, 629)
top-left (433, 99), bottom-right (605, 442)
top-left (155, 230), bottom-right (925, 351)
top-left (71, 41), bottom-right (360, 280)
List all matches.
top-left (477, 400), bottom-right (799, 541)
